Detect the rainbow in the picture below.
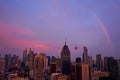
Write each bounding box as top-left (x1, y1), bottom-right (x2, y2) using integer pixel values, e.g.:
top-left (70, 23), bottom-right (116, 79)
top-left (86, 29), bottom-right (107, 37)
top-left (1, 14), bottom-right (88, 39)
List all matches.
top-left (93, 13), bottom-right (114, 53)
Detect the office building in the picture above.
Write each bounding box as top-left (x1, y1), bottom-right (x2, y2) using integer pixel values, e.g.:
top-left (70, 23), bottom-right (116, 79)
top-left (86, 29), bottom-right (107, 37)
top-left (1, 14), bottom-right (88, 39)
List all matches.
top-left (23, 48), bottom-right (27, 64)
top-left (104, 57), bottom-right (119, 80)
top-left (96, 54), bottom-right (103, 71)
top-left (0, 58), bottom-right (5, 73)
top-left (88, 55), bottom-right (93, 72)
top-left (34, 53), bottom-right (45, 80)
top-left (61, 41), bottom-right (71, 74)
top-left (82, 46), bottom-right (88, 64)
top-left (76, 57), bottom-right (81, 63)
top-left (51, 62), bottom-right (56, 73)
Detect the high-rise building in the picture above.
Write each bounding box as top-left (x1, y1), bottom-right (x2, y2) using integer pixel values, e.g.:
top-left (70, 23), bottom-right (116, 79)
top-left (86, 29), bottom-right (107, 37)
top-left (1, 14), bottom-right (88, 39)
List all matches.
top-left (11, 55), bottom-right (17, 67)
top-left (29, 50), bottom-right (34, 70)
top-left (61, 41), bottom-right (71, 74)
top-left (34, 53), bottom-right (45, 80)
top-left (88, 55), bottom-right (93, 72)
top-left (82, 46), bottom-right (88, 64)
top-left (8, 54), bottom-right (12, 68)
top-left (56, 57), bottom-right (61, 73)
top-left (22, 48), bottom-right (27, 64)
top-left (118, 58), bottom-right (120, 80)
top-left (71, 62), bottom-right (77, 80)
top-left (96, 54), bottom-right (103, 71)
top-left (91, 71), bottom-right (109, 80)
top-left (71, 63), bottom-right (90, 80)
top-left (50, 62), bottom-right (56, 73)
top-left (0, 58), bottom-right (5, 73)
top-left (51, 56), bottom-right (56, 62)
top-left (76, 57), bottom-right (81, 63)
top-left (80, 64), bottom-right (90, 80)
top-left (5, 54), bottom-right (9, 71)
top-left (47, 56), bottom-right (51, 66)
top-left (15, 56), bottom-right (21, 68)
top-left (104, 57), bottom-right (119, 80)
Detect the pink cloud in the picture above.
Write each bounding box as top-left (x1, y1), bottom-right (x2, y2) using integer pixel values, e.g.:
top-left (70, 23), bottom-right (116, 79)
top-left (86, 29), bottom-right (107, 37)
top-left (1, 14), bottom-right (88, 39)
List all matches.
top-left (0, 23), bottom-right (49, 53)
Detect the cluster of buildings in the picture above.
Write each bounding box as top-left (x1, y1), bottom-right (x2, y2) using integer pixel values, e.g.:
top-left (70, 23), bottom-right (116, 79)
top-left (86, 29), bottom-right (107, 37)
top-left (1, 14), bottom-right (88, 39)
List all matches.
top-left (0, 42), bottom-right (120, 80)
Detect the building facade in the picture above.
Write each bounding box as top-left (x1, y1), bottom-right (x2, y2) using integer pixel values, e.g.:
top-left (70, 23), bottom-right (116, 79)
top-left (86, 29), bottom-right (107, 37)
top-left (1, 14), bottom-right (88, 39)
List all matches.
top-left (61, 42), bottom-right (71, 74)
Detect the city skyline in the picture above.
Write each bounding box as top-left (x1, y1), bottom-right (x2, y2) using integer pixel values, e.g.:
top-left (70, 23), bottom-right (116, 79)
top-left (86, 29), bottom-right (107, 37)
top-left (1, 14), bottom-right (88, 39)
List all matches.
top-left (0, 42), bottom-right (119, 80)
top-left (0, 0), bottom-right (120, 59)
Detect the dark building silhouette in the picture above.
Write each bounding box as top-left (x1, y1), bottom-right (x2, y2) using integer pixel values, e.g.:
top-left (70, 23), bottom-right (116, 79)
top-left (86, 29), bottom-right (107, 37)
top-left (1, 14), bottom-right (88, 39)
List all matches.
top-left (104, 57), bottom-right (119, 80)
top-left (76, 57), bottom-right (81, 63)
top-left (50, 62), bottom-right (56, 73)
top-left (71, 63), bottom-right (91, 80)
top-left (82, 46), bottom-right (88, 64)
top-left (96, 54), bottom-right (103, 71)
top-left (47, 56), bottom-right (51, 66)
top-left (61, 41), bottom-right (71, 74)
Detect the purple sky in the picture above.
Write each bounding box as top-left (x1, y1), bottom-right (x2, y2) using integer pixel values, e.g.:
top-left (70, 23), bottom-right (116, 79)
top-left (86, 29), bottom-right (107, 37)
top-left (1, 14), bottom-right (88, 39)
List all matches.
top-left (0, 0), bottom-right (120, 59)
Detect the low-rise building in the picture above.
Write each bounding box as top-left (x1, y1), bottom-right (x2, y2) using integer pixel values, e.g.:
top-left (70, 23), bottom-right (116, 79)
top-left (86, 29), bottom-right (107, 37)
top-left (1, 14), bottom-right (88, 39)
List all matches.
top-left (91, 71), bottom-right (109, 80)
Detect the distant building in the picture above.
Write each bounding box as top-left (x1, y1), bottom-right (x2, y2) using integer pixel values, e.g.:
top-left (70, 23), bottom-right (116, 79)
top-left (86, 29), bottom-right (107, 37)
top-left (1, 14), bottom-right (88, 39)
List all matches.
top-left (57, 74), bottom-right (70, 80)
top-left (117, 58), bottom-right (120, 80)
top-left (51, 62), bottom-right (57, 73)
top-left (47, 56), bottom-right (51, 66)
top-left (51, 73), bottom-right (70, 80)
top-left (88, 56), bottom-right (93, 72)
top-left (104, 57), bottom-right (119, 80)
top-left (96, 54), bottom-right (103, 71)
top-left (76, 57), bottom-right (81, 63)
top-left (56, 57), bottom-right (61, 73)
top-left (61, 41), bottom-right (71, 74)
top-left (0, 58), bottom-right (5, 73)
top-left (5, 54), bottom-right (9, 71)
top-left (22, 48), bottom-right (27, 64)
top-left (51, 56), bottom-right (56, 62)
top-left (34, 53), bottom-right (46, 80)
top-left (51, 73), bottom-right (62, 80)
top-left (8, 73), bottom-right (29, 80)
top-left (77, 63), bottom-right (90, 80)
top-left (82, 46), bottom-right (88, 64)
top-left (29, 50), bottom-right (34, 70)
top-left (71, 62), bottom-right (77, 80)
top-left (71, 63), bottom-right (90, 80)
top-left (15, 56), bottom-right (21, 68)
top-left (11, 55), bottom-right (17, 67)
top-left (91, 71), bottom-right (109, 80)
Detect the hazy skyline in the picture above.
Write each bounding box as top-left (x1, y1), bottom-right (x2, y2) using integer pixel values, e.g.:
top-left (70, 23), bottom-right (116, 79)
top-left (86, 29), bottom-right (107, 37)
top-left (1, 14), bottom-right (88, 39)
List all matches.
top-left (0, 0), bottom-right (120, 59)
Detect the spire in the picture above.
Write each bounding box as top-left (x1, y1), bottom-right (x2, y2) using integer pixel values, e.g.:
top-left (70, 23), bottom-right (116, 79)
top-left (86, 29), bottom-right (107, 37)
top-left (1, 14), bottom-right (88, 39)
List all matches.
top-left (65, 37), bottom-right (67, 45)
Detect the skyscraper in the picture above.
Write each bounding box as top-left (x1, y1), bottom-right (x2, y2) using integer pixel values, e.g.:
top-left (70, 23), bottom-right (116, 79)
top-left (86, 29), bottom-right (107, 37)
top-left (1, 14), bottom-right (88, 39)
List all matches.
top-left (5, 54), bottom-right (8, 71)
top-left (88, 55), bottom-right (93, 72)
top-left (29, 50), bottom-right (34, 70)
top-left (77, 64), bottom-right (90, 80)
top-left (76, 57), bottom-right (81, 63)
top-left (118, 58), bottom-right (120, 80)
top-left (22, 48), bottom-right (27, 64)
top-left (104, 57), bottom-right (119, 80)
top-left (56, 57), bottom-right (61, 73)
top-left (50, 62), bottom-right (56, 73)
top-left (96, 54), bottom-right (103, 71)
top-left (61, 41), bottom-right (71, 74)
top-left (82, 46), bottom-right (88, 64)
top-left (71, 63), bottom-right (90, 80)
top-left (34, 53), bottom-right (45, 80)
top-left (0, 58), bottom-right (5, 73)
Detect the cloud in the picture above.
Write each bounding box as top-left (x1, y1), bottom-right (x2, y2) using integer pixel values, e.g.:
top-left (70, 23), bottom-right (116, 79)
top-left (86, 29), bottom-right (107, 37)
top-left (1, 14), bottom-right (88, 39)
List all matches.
top-left (0, 23), bottom-right (48, 52)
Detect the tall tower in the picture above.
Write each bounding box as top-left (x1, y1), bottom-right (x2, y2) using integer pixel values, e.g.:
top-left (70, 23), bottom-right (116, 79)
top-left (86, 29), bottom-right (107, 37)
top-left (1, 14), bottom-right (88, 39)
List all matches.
top-left (23, 48), bottom-right (27, 63)
top-left (61, 41), bottom-right (71, 74)
top-left (34, 54), bottom-right (45, 80)
top-left (82, 46), bottom-right (88, 64)
top-left (96, 54), bottom-right (103, 71)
